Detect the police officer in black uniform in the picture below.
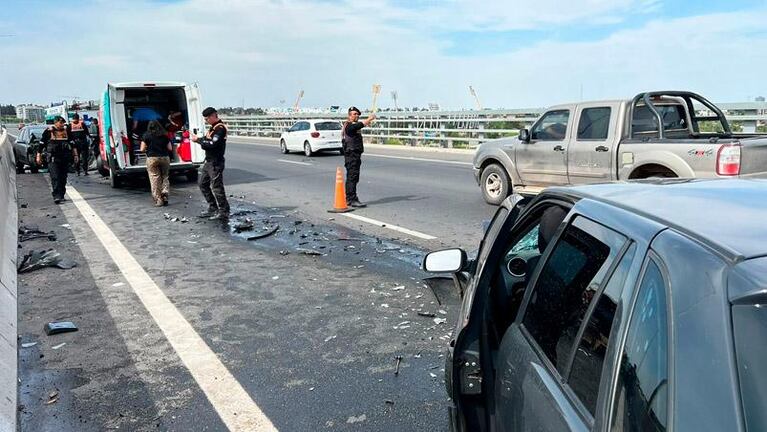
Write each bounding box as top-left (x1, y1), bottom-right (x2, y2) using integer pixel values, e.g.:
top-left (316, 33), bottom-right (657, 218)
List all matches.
top-left (342, 106), bottom-right (375, 207)
top-left (36, 116), bottom-right (79, 204)
top-left (191, 107), bottom-right (230, 220)
top-left (69, 113), bottom-right (91, 175)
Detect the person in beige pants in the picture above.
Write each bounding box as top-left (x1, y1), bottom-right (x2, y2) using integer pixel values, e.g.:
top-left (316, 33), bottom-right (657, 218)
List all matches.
top-left (140, 120), bottom-right (173, 206)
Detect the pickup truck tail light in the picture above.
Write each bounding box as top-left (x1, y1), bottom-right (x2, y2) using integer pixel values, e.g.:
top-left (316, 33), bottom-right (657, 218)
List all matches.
top-left (311, 131), bottom-right (320, 138)
top-left (717, 144), bottom-right (741, 176)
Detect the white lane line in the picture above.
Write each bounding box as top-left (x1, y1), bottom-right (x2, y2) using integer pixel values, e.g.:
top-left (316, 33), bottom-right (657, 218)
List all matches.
top-left (364, 153), bottom-right (473, 166)
top-left (277, 159), bottom-right (312, 166)
top-left (66, 185), bottom-right (277, 432)
top-left (341, 213), bottom-right (437, 240)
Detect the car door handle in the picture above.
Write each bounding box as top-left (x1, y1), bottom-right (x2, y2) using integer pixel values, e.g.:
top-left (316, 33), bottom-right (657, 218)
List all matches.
top-left (553, 145), bottom-right (565, 152)
top-left (595, 145), bottom-right (609, 152)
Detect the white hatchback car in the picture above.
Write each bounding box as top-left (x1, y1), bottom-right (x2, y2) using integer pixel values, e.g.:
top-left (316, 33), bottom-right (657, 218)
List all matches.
top-left (279, 119), bottom-right (343, 156)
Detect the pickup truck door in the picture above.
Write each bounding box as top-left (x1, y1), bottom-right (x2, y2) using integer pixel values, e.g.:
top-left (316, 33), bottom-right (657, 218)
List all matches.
top-left (568, 104), bottom-right (618, 184)
top-left (516, 109), bottom-right (571, 187)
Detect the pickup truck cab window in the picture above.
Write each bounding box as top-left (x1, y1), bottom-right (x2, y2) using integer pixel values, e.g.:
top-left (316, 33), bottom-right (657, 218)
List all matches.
top-left (577, 107), bottom-right (611, 140)
top-left (632, 104), bottom-right (688, 138)
top-left (531, 110), bottom-right (570, 141)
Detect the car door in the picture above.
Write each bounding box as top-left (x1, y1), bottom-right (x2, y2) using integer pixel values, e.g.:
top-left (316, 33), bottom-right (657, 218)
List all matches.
top-left (568, 104), bottom-right (618, 184)
top-left (15, 128), bottom-right (29, 162)
top-left (516, 108), bottom-right (572, 187)
top-left (283, 123), bottom-right (297, 149)
top-left (184, 82), bottom-right (205, 163)
top-left (494, 215), bottom-right (632, 431)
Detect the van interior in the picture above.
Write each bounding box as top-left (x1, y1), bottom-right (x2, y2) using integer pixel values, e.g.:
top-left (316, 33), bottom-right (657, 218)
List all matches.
top-left (122, 87), bottom-right (189, 167)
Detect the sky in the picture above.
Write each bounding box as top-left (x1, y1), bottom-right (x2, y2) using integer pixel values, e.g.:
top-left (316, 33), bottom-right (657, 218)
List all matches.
top-left (1, 0), bottom-right (767, 110)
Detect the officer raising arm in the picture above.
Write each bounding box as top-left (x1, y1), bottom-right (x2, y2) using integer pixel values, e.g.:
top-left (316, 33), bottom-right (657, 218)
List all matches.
top-left (36, 116), bottom-right (79, 204)
top-left (342, 106), bottom-right (375, 208)
top-left (190, 107), bottom-right (230, 220)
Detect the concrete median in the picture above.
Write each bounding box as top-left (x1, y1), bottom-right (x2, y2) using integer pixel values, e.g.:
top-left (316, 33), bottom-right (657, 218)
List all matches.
top-left (0, 127), bottom-right (18, 432)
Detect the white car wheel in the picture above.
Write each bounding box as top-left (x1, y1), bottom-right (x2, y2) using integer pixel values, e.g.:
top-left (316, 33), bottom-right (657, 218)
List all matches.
top-left (280, 139), bottom-right (288, 154)
top-left (304, 141), bottom-right (313, 157)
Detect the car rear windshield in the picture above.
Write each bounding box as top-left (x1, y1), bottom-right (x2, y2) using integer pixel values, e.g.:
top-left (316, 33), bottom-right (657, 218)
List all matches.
top-left (315, 122), bottom-right (342, 131)
top-left (632, 104), bottom-right (687, 137)
top-left (732, 303), bottom-right (767, 432)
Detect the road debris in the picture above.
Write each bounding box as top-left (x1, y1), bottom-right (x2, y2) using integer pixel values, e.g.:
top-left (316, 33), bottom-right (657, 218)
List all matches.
top-left (44, 321), bottom-right (78, 335)
top-left (17, 250), bottom-right (77, 273)
top-left (21, 342), bottom-right (37, 348)
top-left (346, 414), bottom-right (367, 424)
top-left (417, 312), bottom-right (436, 318)
top-left (324, 335), bottom-right (337, 343)
top-left (51, 343), bottom-right (67, 350)
top-left (433, 318), bottom-right (447, 325)
top-left (45, 391), bottom-right (59, 405)
top-left (392, 285), bottom-right (405, 291)
top-left (394, 355), bottom-right (403, 375)
top-left (18, 226), bottom-right (57, 242)
top-left (385, 399), bottom-right (395, 405)
top-left (296, 248), bottom-right (322, 256)
top-left (246, 225), bottom-right (279, 240)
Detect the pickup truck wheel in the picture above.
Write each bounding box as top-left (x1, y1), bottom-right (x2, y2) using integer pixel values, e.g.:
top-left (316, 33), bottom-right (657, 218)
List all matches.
top-left (481, 164), bottom-right (510, 205)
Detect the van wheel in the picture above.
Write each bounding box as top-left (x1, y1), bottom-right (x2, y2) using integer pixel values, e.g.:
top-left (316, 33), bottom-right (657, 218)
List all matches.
top-left (186, 170), bottom-right (199, 182)
top-left (481, 163), bottom-right (511, 205)
top-left (280, 140), bottom-right (289, 154)
top-left (97, 154), bottom-right (109, 177)
top-left (109, 167), bottom-right (121, 188)
top-left (304, 142), bottom-right (313, 157)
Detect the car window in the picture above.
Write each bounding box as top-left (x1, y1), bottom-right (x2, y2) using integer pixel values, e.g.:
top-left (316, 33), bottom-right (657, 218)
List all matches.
top-left (19, 129), bottom-right (28, 142)
top-left (610, 258), bottom-right (669, 432)
top-left (531, 110), bottom-right (570, 141)
top-left (632, 104), bottom-right (687, 137)
top-left (300, 122), bottom-right (310, 131)
top-left (577, 107), bottom-right (611, 140)
top-left (522, 216), bottom-right (625, 370)
top-left (568, 243), bottom-right (636, 416)
top-left (315, 121), bottom-right (342, 131)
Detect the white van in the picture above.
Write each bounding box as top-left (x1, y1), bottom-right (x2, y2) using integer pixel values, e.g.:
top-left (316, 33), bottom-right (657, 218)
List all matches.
top-left (97, 81), bottom-right (205, 187)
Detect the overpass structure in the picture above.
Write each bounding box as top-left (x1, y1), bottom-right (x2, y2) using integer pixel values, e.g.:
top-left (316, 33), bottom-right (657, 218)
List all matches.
top-left (223, 102), bottom-right (767, 148)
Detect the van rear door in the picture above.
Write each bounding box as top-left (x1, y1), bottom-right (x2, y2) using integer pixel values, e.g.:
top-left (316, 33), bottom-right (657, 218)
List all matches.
top-left (107, 84), bottom-right (127, 169)
top-left (185, 82), bottom-right (204, 164)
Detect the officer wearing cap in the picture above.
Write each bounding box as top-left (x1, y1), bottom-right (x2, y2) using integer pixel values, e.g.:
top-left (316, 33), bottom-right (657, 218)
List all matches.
top-left (342, 106), bottom-right (376, 207)
top-left (191, 107), bottom-right (230, 220)
top-left (36, 116), bottom-right (79, 204)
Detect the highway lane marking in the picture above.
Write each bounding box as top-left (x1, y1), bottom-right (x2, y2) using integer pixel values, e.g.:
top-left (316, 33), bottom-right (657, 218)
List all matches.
top-left (66, 185), bottom-right (278, 432)
top-left (230, 140), bottom-right (473, 166)
top-left (364, 153), bottom-right (473, 166)
top-left (341, 213), bottom-right (437, 240)
top-left (277, 159), bottom-right (313, 166)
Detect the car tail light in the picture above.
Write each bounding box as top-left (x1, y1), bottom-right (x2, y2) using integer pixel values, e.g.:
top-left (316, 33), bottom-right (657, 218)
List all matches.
top-left (311, 131), bottom-right (320, 138)
top-left (717, 144), bottom-right (741, 176)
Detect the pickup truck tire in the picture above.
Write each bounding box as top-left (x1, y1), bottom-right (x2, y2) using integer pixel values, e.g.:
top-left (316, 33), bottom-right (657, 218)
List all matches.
top-left (481, 164), bottom-right (511, 205)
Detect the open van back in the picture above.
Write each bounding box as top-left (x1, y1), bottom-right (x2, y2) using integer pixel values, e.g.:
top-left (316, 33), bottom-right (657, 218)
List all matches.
top-left (98, 81), bottom-right (204, 187)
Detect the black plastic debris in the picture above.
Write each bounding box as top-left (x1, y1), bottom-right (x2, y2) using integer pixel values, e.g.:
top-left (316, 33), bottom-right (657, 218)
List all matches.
top-left (17, 250), bottom-right (77, 273)
top-left (296, 248), bottom-right (322, 256)
top-left (18, 226), bottom-right (57, 242)
top-left (232, 219), bottom-right (255, 233)
top-left (417, 311), bottom-right (437, 318)
top-left (246, 225), bottom-right (279, 241)
top-left (44, 321), bottom-right (78, 335)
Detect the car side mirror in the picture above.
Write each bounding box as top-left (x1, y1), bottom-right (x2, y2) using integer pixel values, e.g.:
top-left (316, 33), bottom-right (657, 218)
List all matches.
top-left (422, 248), bottom-right (467, 273)
top-left (518, 129), bottom-right (530, 143)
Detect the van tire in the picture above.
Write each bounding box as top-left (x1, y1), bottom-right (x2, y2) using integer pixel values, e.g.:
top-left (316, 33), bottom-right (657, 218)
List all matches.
top-left (108, 166), bottom-right (121, 188)
top-left (186, 170), bottom-right (199, 182)
top-left (97, 154), bottom-right (109, 177)
top-left (481, 163), bottom-right (511, 205)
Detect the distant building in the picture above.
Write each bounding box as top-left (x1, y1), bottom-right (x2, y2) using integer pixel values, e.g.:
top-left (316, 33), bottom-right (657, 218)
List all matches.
top-left (756, 96), bottom-right (765, 102)
top-left (428, 103), bottom-right (441, 111)
top-left (16, 104), bottom-right (45, 122)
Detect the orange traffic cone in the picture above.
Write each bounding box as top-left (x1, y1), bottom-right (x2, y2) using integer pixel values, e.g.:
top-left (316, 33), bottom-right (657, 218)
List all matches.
top-left (328, 167), bottom-right (353, 213)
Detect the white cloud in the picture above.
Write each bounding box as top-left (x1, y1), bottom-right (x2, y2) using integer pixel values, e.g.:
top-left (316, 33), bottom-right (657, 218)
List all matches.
top-left (1, 0), bottom-right (766, 109)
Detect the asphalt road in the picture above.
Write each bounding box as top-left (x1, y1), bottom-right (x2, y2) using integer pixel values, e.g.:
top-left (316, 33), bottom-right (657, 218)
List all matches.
top-left (14, 139), bottom-right (496, 431)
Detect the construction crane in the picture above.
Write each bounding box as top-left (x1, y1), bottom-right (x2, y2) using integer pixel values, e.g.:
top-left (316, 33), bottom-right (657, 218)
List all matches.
top-left (468, 85), bottom-right (482, 110)
top-left (293, 90), bottom-right (304, 112)
top-left (391, 91), bottom-right (399, 111)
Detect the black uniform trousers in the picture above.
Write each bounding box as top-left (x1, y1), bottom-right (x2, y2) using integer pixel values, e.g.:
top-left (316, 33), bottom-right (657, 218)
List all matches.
top-left (344, 149), bottom-right (362, 202)
top-left (48, 156), bottom-right (69, 199)
top-left (199, 159), bottom-right (230, 213)
top-left (75, 140), bottom-right (90, 173)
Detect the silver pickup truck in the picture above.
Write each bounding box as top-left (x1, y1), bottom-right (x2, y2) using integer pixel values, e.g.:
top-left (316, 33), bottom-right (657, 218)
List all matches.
top-left (474, 91), bottom-right (767, 204)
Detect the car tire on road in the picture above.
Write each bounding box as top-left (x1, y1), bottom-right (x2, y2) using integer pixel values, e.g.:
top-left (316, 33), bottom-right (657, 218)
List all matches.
top-left (280, 139), bottom-right (289, 154)
top-left (481, 163), bottom-right (511, 205)
top-left (304, 141), bottom-right (313, 157)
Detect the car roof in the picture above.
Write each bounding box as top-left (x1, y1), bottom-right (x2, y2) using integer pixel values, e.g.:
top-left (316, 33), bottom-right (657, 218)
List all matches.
top-left (308, 119), bottom-right (340, 123)
top-left (549, 179), bottom-right (767, 260)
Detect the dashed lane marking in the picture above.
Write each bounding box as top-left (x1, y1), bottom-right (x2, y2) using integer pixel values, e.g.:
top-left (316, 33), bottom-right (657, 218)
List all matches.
top-left (66, 185), bottom-right (278, 432)
top-left (277, 159), bottom-right (313, 166)
top-left (341, 212), bottom-right (437, 240)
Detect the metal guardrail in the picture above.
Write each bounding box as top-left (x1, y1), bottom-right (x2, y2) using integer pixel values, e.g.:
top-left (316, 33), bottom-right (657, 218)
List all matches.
top-left (223, 102), bottom-right (767, 149)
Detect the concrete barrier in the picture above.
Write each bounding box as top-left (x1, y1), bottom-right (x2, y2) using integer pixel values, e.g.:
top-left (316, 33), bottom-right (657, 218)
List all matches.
top-left (0, 127), bottom-right (18, 432)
